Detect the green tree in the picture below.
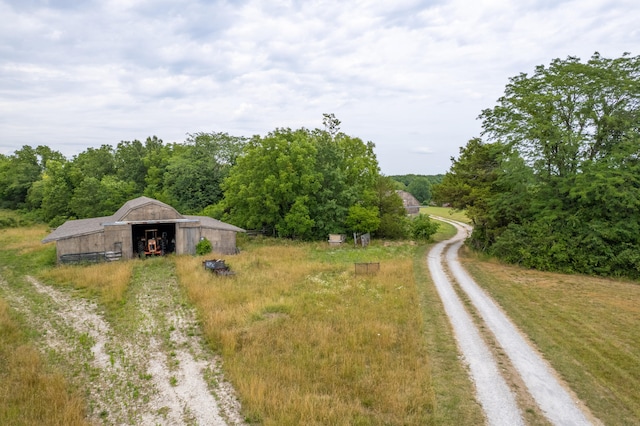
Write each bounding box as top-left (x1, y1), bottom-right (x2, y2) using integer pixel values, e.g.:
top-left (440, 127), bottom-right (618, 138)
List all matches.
top-left (0, 146), bottom-right (43, 209)
top-left (407, 176), bottom-right (431, 204)
top-left (442, 53), bottom-right (640, 277)
top-left (40, 159), bottom-right (73, 223)
top-left (479, 52), bottom-right (640, 179)
top-left (345, 205), bottom-right (380, 234)
top-left (309, 127), bottom-right (379, 238)
top-left (68, 145), bottom-right (116, 187)
top-left (142, 136), bottom-right (173, 201)
top-left (222, 128), bottom-right (321, 238)
top-left (222, 118), bottom-right (381, 240)
top-left (163, 132), bottom-right (247, 213)
top-left (115, 139), bottom-right (147, 193)
top-left (374, 176), bottom-right (409, 239)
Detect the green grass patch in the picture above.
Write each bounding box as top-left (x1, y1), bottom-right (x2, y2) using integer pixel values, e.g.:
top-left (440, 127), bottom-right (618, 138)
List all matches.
top-left (412, 245), bottom-right (485, 425)
top-left (420, 206), bottom-right (471, 224)
top-left (461, 249), bottom-right (640, 425)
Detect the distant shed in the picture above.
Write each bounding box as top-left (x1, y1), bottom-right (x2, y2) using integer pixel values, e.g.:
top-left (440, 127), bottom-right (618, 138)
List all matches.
top-left (42, 196), bottom-right (244, 263)
top-left (396, 190), bottom-right (421, 215)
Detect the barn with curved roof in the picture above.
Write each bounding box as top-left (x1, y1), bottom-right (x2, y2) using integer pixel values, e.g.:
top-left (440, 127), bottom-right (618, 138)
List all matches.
top-left (42, 196), bottom-right (244, 263)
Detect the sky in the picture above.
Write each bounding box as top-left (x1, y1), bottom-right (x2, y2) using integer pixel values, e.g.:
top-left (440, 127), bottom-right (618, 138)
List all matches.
top-left (0, 0), bottom-right (638, 175)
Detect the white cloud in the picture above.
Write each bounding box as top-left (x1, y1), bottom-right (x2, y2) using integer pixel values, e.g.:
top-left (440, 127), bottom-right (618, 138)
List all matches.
top-left (412, 147), bottom-right (435, 155)
top-left (0, 0), bottom-right (639, 174)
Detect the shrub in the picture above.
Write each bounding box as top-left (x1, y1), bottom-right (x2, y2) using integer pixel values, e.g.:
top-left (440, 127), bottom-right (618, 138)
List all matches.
top-left (195, 237), bottom-right (212, 255)
top-left (377, 213), bottom-right (409, 239)
top-left (411, 214), bottom-right (439, 241)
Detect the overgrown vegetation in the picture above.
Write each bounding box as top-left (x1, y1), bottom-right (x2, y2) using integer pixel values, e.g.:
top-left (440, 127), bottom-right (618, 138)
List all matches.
top-left (196, 237), bottom-right (213, 256)
top-left (174, 238), bottom-right (482, 425)
top-left (0, 298), bottom-right (89, 425)
top-left (0, 225), bottom-right (88, 425)
top-left (434, 52), bottom-right (640, 278)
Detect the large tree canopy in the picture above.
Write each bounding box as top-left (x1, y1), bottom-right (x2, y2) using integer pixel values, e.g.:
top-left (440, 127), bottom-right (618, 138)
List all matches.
top-left (437, 53), bottom-right (640, 278)
top-left (219, 121), bottom-right (388, 239)
top-left (1, 117), bottom-right (412, 240)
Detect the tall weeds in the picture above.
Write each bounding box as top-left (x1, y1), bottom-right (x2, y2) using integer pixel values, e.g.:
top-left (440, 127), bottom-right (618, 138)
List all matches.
top-left (43, 261), bottom-right (134, 306)
top-left (0, 298), bottom-right (88, 426)
top-left (176, 242), bottom-right (435, 424)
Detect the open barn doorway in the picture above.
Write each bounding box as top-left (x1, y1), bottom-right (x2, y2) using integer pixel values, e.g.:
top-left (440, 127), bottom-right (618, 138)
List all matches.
top-left (132, 223), bottom-right (176, 257)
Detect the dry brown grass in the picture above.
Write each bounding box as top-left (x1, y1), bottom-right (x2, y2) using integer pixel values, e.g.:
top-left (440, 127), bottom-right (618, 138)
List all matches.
top-left (0, 298), bottom-right (88, 426)
top-left (43, 261), bottom-right (134, 306)
top-left (1, 225), bottom-right (50, 254)
top-left (461, 249), bottom-right (640, 425)
top-left (175, 243), bottom-right (435, 425)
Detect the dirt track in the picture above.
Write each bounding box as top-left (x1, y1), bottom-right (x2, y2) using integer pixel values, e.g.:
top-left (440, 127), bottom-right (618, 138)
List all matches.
top-left (0, 262), bottom-right (244, 425)
top-left (429, 217), bottom-right (595, 426)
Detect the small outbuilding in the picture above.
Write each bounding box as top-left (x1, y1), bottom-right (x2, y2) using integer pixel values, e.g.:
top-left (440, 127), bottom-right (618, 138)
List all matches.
top-left (43, 196), bottom-right (245, 263)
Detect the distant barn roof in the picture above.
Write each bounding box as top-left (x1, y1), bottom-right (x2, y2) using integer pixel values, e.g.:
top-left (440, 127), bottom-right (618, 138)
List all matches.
top-left (42, 196), bottom-right (244, 243)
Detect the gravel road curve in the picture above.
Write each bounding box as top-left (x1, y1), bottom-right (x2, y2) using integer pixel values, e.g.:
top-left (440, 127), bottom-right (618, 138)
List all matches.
top-left (432, 216), bottom-right (595, 426)
top-left (428, 219), bottom-right (524, 426)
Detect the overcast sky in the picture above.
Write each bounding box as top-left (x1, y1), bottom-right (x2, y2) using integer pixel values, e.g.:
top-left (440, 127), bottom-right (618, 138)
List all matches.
top-left (1, 0), bottom-right (638, 175)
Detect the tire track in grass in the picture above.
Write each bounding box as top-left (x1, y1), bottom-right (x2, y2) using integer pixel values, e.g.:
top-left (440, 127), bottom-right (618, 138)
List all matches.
top-left (1, 267), bottom-right (243, 425)
top-left (434, 217), bottom-right (596, 426)
top-left (428, 222), bottom-right (524, 426)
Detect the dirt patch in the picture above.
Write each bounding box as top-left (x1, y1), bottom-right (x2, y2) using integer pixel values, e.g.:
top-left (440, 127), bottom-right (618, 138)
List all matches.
top-left (0, 267), bottom-right (244, 425)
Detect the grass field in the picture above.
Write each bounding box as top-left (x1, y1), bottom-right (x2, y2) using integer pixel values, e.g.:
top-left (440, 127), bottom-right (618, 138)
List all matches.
top-left (0, 225), bottom-right (88, 425)
top-left (460, 248), bottom-right (640, 425)
top-left (420, 206), bottom-right (471, 224)
top-left (2, 213), bottom-right (639, 424)
top-left (175, 238), bottom-right (483, 425)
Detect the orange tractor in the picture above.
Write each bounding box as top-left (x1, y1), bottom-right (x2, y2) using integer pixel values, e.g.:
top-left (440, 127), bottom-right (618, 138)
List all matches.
top-left (141, 229), bottom-right (166, 256)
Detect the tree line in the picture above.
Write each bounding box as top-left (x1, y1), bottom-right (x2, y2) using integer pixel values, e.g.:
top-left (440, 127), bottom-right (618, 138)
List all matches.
top-left (434, 52), bottom-right (640, 279)
top-left (0, 114), bottom-right (438, 241)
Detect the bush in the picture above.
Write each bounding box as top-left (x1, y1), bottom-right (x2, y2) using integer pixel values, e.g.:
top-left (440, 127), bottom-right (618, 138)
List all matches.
top-left (376, 213), bottom-right (409, 239)
top-left (411, 214), bottom-right (439, 241)
top-left (195, 237), bottom-right (212, 255)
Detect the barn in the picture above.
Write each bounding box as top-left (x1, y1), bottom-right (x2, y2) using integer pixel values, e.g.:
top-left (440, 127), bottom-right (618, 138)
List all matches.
top-left (42, 196), bottom-right (245, 263)
top-left (396, 190), bottom-right (421, 215)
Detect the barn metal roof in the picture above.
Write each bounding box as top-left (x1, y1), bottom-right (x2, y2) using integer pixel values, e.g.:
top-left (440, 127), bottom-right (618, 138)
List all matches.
top-left (42, 197), bottom-right (245, 243)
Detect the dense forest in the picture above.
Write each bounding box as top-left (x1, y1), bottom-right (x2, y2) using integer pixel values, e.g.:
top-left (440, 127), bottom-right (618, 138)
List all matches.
top-left (0, 114), bottom-right (438, 241)
top-left (434, 53), bottom-right (640, 278)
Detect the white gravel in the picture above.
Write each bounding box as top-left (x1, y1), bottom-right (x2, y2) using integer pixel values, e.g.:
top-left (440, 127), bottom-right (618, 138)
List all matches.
top-left (428, 221), bottom-right (524, 426)
top-left (1, 271), bottom-right (244, 426)
top-left (433, 216), bottom-right (596, 426)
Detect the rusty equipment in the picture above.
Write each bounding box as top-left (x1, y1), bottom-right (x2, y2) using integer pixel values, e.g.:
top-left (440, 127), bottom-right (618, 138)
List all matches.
top-left (142, 229), bottom-right (167, 256)
top-left (203, 259), bottom-right (235, 276)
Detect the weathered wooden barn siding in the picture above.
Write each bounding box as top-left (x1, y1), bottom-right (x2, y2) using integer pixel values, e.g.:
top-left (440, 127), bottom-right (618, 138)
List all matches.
top-left (56, 233), bottom-right (104, 262)
top-left (176, 222), bottom-right (200, 255)
top-left (201, 228), bottom-right (237, 254)
top-left (121, 204), bottom-right (181, 221)
top-left (104, 224), bottom-right (133, 259)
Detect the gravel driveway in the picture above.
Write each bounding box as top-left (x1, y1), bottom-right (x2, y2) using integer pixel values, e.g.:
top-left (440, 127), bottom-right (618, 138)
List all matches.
top-left (0, 262), bottom-right (244, 425)
top-left (429, 217), bottom-right (595, 426)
